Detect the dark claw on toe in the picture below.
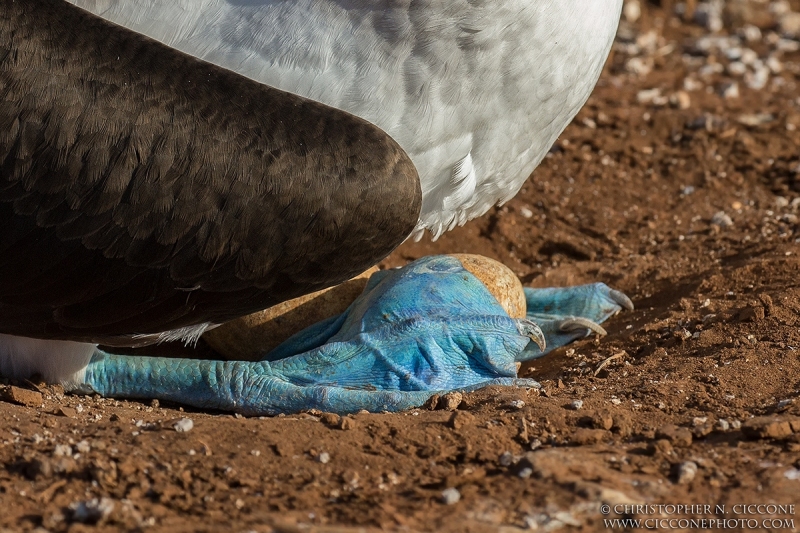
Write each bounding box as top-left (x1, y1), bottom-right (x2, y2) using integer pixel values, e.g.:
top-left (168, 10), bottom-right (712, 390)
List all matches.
top-left (557, 317), bottom-right (608, 336)
top-left (514, 319), bottom-right (547, 351)
top-left (609, 289), bottom-right (634, 311)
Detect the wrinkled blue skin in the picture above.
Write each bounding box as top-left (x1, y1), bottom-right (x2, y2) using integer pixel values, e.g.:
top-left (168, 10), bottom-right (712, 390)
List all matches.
top-left (82, 256), bottom-right (630, 415)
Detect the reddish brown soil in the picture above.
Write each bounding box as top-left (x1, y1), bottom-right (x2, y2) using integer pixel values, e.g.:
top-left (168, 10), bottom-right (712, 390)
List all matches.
top-left (3, 3), bottom-right (800, 532)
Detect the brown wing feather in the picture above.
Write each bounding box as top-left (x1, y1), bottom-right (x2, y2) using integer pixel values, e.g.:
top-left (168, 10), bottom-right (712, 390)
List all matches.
top-left (0, 0), bottom-right (421, 341)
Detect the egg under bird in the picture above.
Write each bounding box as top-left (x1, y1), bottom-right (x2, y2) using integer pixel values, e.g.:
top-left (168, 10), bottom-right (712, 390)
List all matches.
top-left (0, 0), bottom-right (631, 414)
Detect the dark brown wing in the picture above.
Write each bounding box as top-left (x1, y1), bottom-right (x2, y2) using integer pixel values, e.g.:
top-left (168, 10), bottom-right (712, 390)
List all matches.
top-left (0, 0), bottom-right (421, 341)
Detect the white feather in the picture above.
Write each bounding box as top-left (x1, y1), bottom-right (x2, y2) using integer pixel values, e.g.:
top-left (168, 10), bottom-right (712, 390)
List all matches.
top-left (137, 322), bottom-right (217, 346)
top-left (443, 152), bottom-right (477, 214)
top-left (0, 334), bottom-right (94, 389)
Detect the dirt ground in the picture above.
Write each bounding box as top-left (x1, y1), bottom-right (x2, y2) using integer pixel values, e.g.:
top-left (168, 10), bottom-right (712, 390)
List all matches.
top-left (3, 1), bottom-right (800, 531)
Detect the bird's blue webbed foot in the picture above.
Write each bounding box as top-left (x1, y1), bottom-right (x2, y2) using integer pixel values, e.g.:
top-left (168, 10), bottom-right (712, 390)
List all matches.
top-left (77, 256), bottom-right (630, 415)
top-left (519, 284), bottom-right (634, 360)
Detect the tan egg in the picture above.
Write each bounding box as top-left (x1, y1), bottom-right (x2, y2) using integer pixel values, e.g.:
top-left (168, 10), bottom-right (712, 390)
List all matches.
top-left (203, 267), bottom-right (378, 361)
top-left (447, 254), bottom-right (526, 319)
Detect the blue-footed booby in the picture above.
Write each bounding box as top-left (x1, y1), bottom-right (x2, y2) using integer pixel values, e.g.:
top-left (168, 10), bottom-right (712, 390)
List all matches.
top-left (0, 0), bottom-right (628, 413)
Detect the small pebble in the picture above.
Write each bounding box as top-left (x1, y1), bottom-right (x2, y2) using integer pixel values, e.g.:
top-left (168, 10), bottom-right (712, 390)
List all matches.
top-left (693, 2), bottom-right (723, 32)
top-left (742, 416), bottom-right (793, 439)
top-left (567, 400), bottom-right (584, 410)
top-left (338, 417), bottom-right (357, 431)
top-left (591, 410), bottom-right (614, 430)
top-left (438, 392), bottom-right (463, 411)
top-left (637, 88), bottom-right (662, 104)
top-left (499, 451), bottom-right (514, 467)
top-left (448, 410), bottom-right (477, 430)
top-left (717, 419), bottom-right (730, 432)
top-left (75, 440), bottom-right (91, 454)
top-left (720, 81), bottom-right (740, 99)
top-left (510, 399), bottom-right (525, 409)
top-left (675, 461), bottom-right (698, 484)
top-left (53, 444), bottom-right (72, 457)
top-left (670, 90), bottom-right (691, 110)
top-left (711, 211), bottom-right (733, 228)
top-left (317, 452), bottom-right (331, 464)
top-left (727, 61), bottom-right (747, 76)
top-left (320, 412), bottom-right (341, 427)
top-left (648, 439), bottom-right (673, 456)
top-left (781, 12), bottom-right (800, 38)
top-left (656, 424), bottom-right (693, 447)
top-left (55, 406), bottom-right (77, 418)
top-left (70, 497), bottom-right (115, 523)
top-left (517, 467), bottom-right (534, 479)
top-left (440, 487), bottom-right (461, 505)
top-left (0, 385), bottom-right (44, 407)
top-left (741, 25), bottom-right (762, 43)
top-left (623, 0), bottom-right (641, 23)
top-left (173, 418), bottom-right (194, 433)
top-left (785, 468), bottom-right (800, 481)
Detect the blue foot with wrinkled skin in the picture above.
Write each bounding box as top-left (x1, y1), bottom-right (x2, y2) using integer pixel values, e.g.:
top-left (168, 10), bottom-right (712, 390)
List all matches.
top-left (520, 284), bottom-right (634, 360)
top-left (78, 256), bottom-right (631, 415)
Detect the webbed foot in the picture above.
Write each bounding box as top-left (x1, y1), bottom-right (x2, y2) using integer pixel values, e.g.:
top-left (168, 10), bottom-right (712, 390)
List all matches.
top-left (75, 256), bottom-right (631, 414)
top-left (520, 283), bottom-right (634, 360)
